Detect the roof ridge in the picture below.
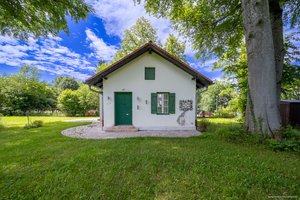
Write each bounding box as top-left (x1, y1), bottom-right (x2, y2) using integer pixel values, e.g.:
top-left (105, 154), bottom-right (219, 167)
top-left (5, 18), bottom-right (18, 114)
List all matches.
top-left (85, 42), bottom-right (152, 82)
top-left (85, 41), bottom-right (213, 87)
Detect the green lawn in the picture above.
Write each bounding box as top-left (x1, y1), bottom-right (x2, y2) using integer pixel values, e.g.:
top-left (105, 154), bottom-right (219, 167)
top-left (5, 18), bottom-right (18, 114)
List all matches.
top-left (0, 117), bottom-right (299, 199)
top-left (1, 116), bottom-right (97, 128)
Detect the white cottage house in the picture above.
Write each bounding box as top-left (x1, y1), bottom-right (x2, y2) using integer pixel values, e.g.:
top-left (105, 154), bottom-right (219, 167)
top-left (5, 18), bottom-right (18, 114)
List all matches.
top-left (85, 42), bottom-right (213, 131)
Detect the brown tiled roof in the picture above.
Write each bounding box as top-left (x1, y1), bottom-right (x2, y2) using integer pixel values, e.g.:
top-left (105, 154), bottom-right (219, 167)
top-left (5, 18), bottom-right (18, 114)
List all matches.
top-left (85, 41), bottom-right (213, 88)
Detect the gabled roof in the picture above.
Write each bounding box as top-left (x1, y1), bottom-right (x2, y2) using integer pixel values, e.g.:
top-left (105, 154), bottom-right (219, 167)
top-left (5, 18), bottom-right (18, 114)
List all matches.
top-left (85, 41), bottom-right (213, 88)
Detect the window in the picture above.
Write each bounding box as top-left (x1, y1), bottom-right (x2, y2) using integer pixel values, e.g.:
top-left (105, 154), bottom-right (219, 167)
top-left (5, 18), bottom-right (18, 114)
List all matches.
top-left (157, 93), bottom-right (169, 114)
top-left (145, 67), bottom-right (155, 80)
top-left (151, 93), bottom-right (175, 115)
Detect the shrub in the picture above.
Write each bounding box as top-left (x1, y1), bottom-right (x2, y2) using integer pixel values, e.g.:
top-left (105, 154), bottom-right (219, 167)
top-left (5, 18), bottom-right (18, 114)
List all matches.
top-left (24, 120), bottom-right (44, 129)
top-left (213, 107), bottom-right (236, 118)
top-left (32, 120), bottom-right (43, 127)
top-left (57, 89), bottom-right (82, 116)
top-left (198, 118), bottom-right (209, 132)
top-left (213, 123), bottom-right (263, 144)
top-left (11, 110), bottom-right (24, 116)
top-left (267, 126), bottom-right (300, 153)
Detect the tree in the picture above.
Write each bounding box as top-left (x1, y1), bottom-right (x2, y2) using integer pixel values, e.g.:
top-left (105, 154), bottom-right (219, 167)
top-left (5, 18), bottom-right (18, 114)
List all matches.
top-left (0, 0), bottom-right (91, 40)
top-left (164, 34), bottom-right (186, 61)
top-left (213, 44), bottom-right (249, 117)
top-left (282, 32), bottom-right (300, 100)
top-left (139, 0), bottom-right (300, 135)
top-left (214, 34), bottom-right (300, 114)
top-left (53, 76), bottom-right (80, 91)
top-left (96, 17), bottom-right (160, 72)
top-left (97, 17), bottom-right (187, 72)
top-left (18, 64), bottom-right (40, 81)
top-left (57, 85), bottom-right (98, 116)
top-left (57, 89), bottom-right (81, 116)
top-left (0, 76), bottom-right (10, 114)
top-left (199, 81), bottom-right (238, 116)
top-left (281, 64), bottom-right (300, 99)
top-left (241, 0), bottom-right (282, 135)
top-left (96, 62), bottom-right (109, 72)
top-left (0, 65), bottom-right (56, 117)
top-left (96, 60), bottom-right (109, 72)
top-left (76, 84), bottom-right (98, 115)
top-left (114, 17), bottom-right (160, 61)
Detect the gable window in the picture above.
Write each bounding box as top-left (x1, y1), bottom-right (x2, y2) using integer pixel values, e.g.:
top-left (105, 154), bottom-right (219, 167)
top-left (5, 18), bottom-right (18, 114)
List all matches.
top-left (151, 93), bottom-right (175, 115)
top-left (145, 67), bottom-right (155, 80)
top-left (157, 93), bottom-right (169, 114)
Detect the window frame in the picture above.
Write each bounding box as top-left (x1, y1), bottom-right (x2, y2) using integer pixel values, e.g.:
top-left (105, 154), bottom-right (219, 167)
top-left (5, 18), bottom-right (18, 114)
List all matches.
top-left (145, 67), bottom-right (155, 80)
top-left (156, 92), bottom-right (169, 115)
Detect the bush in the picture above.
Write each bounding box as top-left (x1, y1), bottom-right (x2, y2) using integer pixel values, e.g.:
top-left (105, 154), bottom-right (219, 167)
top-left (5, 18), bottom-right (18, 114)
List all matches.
top-left (212, 122), bottom-right (263, 144)
top-left (24, 120), bottom-right (43, 129)
top-left (11, 110), bottom-right (24, 116)
top-left (213, 107), bottom-right (236, 118)
top-left (198, 118), bottom-right (209, 132)
top-left (267, 126), bottom-right (300, 153)
top-left (32, 120), bottom-right (43, 127)
top-left (57, 89), bottom-right (82, 116)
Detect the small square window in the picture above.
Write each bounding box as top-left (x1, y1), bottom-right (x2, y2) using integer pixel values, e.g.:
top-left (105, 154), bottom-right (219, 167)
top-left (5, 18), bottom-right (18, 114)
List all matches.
top-left (145, 67), bottom-right (155, 80)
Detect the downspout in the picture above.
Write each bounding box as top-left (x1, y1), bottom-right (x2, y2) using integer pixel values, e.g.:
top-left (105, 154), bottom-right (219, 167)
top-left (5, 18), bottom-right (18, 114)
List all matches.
top-left (88, 85), bottom-right (104, 130)
top-left (195, 86), bottom-right (208, 130)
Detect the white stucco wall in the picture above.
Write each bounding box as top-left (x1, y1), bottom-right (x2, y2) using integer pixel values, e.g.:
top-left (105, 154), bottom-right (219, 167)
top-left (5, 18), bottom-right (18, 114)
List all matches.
top-left (103, 53), bottom-right (196, 130)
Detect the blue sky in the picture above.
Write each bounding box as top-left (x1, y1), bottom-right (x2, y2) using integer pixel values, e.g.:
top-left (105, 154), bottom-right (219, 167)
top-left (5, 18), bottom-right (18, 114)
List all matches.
top-left (0, 0), bottom-right (297, 83)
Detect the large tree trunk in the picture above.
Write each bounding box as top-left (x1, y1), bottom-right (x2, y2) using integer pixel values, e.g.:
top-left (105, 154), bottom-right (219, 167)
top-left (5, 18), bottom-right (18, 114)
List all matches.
top-left (269, 0), bottom-right (284, 106)
top-left (242, 0), bottom-right (281, 135)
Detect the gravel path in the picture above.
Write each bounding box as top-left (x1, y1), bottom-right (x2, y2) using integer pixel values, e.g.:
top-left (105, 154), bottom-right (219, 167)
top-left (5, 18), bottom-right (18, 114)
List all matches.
top-left (62, 122), bottom-right (201, 139)
top-left (63, 118), bottom-right (99, 122)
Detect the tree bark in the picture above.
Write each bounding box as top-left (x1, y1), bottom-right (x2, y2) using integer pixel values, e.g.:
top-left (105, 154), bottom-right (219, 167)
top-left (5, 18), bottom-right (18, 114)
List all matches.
top-left (269, 0), bottom-right (284, 108)
top-left (242, 0), bottom-right (281, 135)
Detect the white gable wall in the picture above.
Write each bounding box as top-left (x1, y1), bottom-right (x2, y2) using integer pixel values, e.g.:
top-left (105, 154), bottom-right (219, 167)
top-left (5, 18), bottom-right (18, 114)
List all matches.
top-left (103, 53), bottom-right (196, 130)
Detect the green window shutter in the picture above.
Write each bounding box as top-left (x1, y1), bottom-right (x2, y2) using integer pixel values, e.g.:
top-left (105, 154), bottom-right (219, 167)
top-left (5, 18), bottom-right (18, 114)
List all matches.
top-left (151, 93), bottom-right (157, 114)
top-left (145, 67), bottom-right (155, 80)
top-left (169, 93), bottom-right (175, 114)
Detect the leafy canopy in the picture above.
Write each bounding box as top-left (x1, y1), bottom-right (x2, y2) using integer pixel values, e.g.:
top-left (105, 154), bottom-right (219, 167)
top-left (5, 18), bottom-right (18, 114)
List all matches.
top-left (139, 0), bottom-right (300, 59)
top-left (0, 65), bottom-right (56, 115)
top-left (198, 81), bottom-right (238, 115)
top-left (0, 0), bottom-right (92, 39)
top-left (114, 17), bottom-right (160, 61)
top-left (57, 84), bottom-right (98, 116)
top-left (164, 34), bottom-right (186, 62)
top-left (53, 76), bottom-right (80, 92)
top-left (97, 17), bottom-right (187, 71)
top-left (57, 89), bottom-right (82, 116)
top-left (140, 0), bottom-right (243, 59)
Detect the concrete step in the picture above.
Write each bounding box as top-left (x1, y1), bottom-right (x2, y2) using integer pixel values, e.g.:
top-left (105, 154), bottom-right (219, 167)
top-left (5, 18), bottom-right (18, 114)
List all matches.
top-left (105, 125), bottom-right (138, 132)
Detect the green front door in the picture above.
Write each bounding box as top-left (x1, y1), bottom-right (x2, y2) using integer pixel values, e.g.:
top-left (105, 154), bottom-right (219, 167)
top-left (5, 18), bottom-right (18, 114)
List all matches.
top-left (115, 92), bottom-right (132, 125)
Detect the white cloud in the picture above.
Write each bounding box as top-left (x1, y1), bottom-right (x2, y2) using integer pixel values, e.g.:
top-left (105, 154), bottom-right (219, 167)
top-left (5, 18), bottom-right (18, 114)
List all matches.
top-left (85, 0), bottom-right (174, 44)
top-left (212, 75), bottom-right (224, 82)
top-left (85, 0), bottom-right (200, 61)
top-left (0, 35), bottom-right (94, 80)
top-left (184, 41), bottom-right (197, 58)
top-left (85, 29), bottom-right (118, 61)
top-left (189, 58), bottom-right (220, 72)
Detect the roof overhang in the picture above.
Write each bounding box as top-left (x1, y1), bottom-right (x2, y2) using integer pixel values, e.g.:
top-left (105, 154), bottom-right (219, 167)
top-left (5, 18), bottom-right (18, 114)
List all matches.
top-left (85, 42), bottom-right (213, 89)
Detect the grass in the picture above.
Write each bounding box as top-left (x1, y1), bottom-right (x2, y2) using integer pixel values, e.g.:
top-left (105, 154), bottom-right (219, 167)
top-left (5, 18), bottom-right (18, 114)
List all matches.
top-left (0, 117), bottom-right (299, 199)
top-left (2, 116), bottom-right (97, 128)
